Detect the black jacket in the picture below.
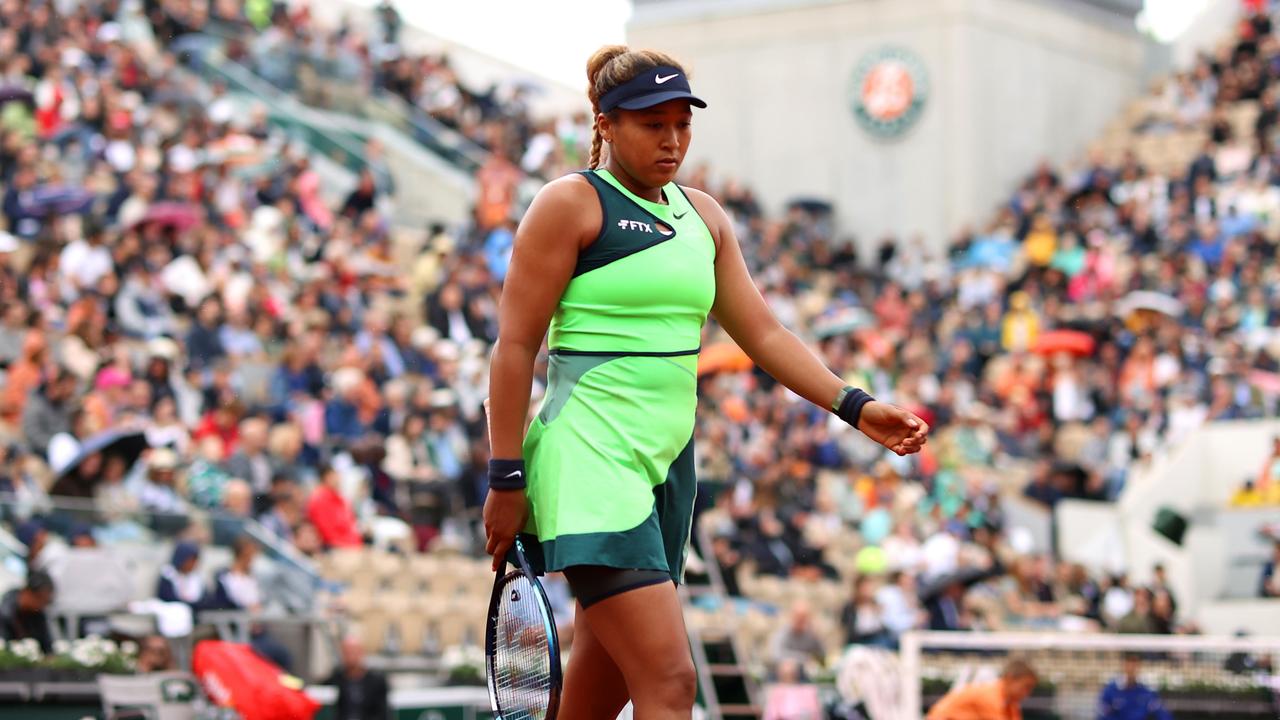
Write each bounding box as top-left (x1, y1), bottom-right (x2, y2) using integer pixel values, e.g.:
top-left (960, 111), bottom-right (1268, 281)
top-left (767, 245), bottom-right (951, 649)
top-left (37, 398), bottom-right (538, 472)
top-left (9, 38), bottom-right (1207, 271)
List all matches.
top-left (0, 589), bottom-right (52, 653)
top-left (325, 668), bottom-right (390, 720)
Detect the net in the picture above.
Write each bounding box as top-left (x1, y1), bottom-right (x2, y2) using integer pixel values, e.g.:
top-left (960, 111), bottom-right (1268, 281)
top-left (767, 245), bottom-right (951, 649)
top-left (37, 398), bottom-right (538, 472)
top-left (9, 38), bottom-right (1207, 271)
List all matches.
top-left (899, 632), bottom-right (1280, 720)
top-left (488, 572), bottom-right (557, 720)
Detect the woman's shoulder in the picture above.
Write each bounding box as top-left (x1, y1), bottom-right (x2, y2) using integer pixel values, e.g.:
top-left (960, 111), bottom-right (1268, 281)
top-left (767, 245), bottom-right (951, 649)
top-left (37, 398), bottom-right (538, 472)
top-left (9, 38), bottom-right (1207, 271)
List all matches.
top-left (534, 171), bottom-right (599, 203)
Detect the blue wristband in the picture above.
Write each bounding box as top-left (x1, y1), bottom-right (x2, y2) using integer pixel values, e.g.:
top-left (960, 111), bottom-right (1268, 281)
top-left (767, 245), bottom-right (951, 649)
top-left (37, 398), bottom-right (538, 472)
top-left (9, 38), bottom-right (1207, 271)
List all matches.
top-left (488, 458), bottom-right (527, 491)
top-left (835, 386), bottom-right (875, 428)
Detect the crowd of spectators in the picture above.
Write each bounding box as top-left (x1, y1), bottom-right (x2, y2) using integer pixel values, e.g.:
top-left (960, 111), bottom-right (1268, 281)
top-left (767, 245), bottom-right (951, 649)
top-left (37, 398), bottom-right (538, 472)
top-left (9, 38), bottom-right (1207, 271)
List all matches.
top-left (1, 0), bottom-right (1280, 679)
top-left (699, 1), bottom-right (1280, 669)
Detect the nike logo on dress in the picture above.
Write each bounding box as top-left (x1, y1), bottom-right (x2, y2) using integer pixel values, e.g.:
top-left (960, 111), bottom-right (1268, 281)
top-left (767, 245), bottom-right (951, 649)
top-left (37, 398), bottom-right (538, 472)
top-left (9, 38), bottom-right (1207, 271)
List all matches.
top-left (655, 73), bottom-right (679, 84)
top-left (674, 211), bottom-right (687, 219)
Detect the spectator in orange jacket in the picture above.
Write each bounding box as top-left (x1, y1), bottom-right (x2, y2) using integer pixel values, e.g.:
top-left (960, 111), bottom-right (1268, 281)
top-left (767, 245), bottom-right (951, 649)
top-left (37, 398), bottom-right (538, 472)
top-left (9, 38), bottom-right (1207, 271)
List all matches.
top-left (927, 659), bottom-right (1039, 720)
top-left (306, 465), bottom-right (363, 549)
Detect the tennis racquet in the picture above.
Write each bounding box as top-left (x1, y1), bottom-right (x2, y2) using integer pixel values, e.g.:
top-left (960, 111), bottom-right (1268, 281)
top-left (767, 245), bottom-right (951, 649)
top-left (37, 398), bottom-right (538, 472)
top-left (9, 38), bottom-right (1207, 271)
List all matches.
top-left (485, 537), bottom-right (562, 720)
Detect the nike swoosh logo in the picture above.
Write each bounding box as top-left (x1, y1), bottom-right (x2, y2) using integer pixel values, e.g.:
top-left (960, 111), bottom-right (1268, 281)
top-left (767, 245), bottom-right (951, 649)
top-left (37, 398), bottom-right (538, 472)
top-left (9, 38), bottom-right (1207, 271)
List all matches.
top-left (503, 470), bottom-right (522, 479)
top-left (655, 73), bottom-right (679, 84)
top-left (674, 211), bottom-right (687, 219)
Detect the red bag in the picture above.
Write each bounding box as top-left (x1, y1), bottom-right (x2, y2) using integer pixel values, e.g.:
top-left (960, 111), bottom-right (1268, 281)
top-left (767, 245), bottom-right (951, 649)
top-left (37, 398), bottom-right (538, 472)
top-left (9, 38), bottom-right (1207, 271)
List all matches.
top-left (193, 640), bottom-right (320, 720)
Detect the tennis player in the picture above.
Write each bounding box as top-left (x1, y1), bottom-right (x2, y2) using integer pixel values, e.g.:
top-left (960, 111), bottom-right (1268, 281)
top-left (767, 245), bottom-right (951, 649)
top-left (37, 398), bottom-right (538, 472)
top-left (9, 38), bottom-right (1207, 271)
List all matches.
top-left (484, 45), bottom-right (929, 719)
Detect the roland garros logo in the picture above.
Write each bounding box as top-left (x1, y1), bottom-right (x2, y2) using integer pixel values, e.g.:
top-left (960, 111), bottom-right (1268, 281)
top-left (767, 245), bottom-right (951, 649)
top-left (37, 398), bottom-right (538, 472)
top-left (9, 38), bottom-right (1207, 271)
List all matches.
top-left (851, 46), bottom-right (929, 139)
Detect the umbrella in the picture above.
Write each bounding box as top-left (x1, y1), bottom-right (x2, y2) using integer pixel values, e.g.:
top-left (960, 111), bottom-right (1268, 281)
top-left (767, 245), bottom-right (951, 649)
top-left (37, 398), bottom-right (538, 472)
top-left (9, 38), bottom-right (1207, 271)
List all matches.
top-left (787, 197), bottom-right (834, 217)
top-left (50, 429), bottom-right (150, 496)
top-left (813, 307), bottom-right (874, 339)
top-left (27, 185), bottom-right (96, 215)
top-left (1032, 329), bottom-right (1095, 357)
top-left (0, 85), bottom-right (33, 106)
top-left (918, 565), bottom-right (1000, 603)
top-left (698, 342), bottom-right (753, 377)
top-left (1116, 290), bottom-right (1183, 319)
top-left (1248, 370), bottom-right (1280, 396)
top-left (130, 201), bottom-right (202, 232)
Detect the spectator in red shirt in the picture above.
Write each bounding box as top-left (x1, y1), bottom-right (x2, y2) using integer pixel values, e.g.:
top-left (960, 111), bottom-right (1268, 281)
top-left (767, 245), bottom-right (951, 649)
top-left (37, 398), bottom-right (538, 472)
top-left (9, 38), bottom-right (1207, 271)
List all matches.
top-left (307, 465), bottom-right (363, 549)
top-left (192, 398), bottom-right (244, 460)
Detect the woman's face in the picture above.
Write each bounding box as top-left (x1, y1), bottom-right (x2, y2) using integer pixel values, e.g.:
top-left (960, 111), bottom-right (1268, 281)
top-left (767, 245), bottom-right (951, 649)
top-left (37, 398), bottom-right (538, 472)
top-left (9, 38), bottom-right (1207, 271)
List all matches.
top-left (602, 99), bottom-right (693, 189)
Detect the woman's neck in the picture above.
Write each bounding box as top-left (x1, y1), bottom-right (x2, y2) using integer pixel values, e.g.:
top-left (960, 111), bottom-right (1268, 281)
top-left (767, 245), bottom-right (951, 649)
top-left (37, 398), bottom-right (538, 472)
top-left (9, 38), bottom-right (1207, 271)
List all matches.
top-left (603, 158), bottom-right (664, 203)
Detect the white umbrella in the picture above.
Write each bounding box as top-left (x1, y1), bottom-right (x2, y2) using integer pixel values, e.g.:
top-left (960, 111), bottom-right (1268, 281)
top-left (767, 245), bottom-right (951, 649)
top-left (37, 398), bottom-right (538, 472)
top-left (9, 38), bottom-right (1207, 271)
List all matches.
top-left (1116, 290), bottom-right (1183, 318)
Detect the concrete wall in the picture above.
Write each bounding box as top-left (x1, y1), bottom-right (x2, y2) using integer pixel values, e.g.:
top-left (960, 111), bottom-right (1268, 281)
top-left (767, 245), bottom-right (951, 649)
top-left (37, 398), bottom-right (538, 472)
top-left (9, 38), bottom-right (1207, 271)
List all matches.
top-left (628, 0), bottom-right (1147, 253)
top-left (1059, 420), bottom-right (1280, 618)
top-left (1169, 0), bottom-right (1243, 70)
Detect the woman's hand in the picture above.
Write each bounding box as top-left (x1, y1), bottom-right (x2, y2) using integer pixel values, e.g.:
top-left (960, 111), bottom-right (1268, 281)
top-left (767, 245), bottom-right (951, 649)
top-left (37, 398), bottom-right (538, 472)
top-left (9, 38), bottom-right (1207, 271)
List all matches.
top-left (857, 401), bottom-right (930, 456)
top-left (483, 488), bottom-right (529, 571)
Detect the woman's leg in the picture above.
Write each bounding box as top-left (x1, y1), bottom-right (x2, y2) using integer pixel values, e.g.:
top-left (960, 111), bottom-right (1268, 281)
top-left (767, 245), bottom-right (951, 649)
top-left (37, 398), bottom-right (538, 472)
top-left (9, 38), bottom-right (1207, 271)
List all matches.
top-left (579, 581), bottom-right (697, 720)
top-left (558, 602), bottom-right (630, 720)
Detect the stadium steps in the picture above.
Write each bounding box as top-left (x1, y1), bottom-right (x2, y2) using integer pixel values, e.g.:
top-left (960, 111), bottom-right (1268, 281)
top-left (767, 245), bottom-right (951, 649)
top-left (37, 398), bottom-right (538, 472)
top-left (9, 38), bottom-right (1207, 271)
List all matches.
top-left (689, 631), bottom-right (761, 719)
top-left (683, 521), bottom-right (763, 719)
top-left (172, 35), bottom-right (476, 229)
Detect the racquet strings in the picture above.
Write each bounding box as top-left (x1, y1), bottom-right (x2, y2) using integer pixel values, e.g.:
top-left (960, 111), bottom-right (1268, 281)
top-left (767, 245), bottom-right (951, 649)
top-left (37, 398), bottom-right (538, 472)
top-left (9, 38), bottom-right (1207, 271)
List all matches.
top-left (490, 573), bottom-right (554, 719)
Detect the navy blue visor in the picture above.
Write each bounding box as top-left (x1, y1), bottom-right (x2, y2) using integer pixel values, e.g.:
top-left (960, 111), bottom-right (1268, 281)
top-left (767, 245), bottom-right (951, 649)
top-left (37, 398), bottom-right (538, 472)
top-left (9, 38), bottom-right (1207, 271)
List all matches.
top-left (598, 66), bottom-right (707, 113)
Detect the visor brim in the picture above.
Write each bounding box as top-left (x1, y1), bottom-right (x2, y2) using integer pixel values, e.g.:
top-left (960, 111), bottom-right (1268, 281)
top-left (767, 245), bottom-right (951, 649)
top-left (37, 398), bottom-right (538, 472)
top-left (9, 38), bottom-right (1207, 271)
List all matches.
top-left (614, 91), bottom-right (708, 111)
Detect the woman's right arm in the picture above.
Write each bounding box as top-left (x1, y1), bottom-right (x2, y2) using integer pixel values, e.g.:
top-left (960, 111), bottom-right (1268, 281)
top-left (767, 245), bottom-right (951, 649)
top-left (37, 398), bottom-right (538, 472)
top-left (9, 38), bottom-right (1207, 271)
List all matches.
top-left (484, 176), bottom-right (598, 569)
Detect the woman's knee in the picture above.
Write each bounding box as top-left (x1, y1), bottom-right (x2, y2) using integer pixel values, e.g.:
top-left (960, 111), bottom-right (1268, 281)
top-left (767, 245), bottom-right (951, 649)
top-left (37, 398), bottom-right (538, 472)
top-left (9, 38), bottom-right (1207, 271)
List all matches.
top-left (634, 654), bottom-right (698, 709)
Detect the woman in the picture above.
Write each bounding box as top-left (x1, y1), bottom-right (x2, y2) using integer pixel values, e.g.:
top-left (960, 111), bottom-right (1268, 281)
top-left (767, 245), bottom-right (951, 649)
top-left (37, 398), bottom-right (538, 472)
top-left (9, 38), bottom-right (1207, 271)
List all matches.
top-left (484, 46), bottom-right (929, 717)
top-left (840, 575), bottom-right (890, 648)
top-left (306, 464), bottom-right (363, 549)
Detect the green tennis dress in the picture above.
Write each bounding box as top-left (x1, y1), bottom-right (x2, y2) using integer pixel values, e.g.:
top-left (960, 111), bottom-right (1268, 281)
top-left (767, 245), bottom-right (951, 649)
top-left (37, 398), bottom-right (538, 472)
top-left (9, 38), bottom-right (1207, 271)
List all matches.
top-left (518, 168), bottom-right (716, 582)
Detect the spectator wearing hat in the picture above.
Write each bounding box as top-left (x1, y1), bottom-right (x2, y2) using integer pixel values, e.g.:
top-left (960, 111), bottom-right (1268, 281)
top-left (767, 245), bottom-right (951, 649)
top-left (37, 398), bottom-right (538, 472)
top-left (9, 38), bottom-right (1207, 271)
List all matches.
top-left (141, 338), bottom-right (182, 407)
top-left (156, 540), bottom-right (209, 611)
top-left (130, 447), bottom-right (188, 517)
top-left (82, 365), bottom-right (134, 430)
top-left (0, 570), bottom-right (55, 653)
top-left (421, 389), bottom-right (470, 501)
top-left (66, 522), bottom-right (97, 548)
top-left (15, 519), bottom-right (49, 571)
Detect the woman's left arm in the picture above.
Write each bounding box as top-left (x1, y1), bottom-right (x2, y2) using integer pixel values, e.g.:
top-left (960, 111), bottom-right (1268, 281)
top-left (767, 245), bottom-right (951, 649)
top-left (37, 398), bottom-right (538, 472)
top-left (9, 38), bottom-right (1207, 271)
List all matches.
top-left (690, 189), bottom-right (928, 456)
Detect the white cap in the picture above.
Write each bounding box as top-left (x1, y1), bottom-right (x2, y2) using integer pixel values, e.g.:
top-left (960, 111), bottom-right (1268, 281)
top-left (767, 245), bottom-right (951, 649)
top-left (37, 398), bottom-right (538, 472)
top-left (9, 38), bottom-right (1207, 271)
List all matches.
top-left (332, 367), bottom-right (365, 395)
top-left (411, 326), bottom-right (440, 349)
